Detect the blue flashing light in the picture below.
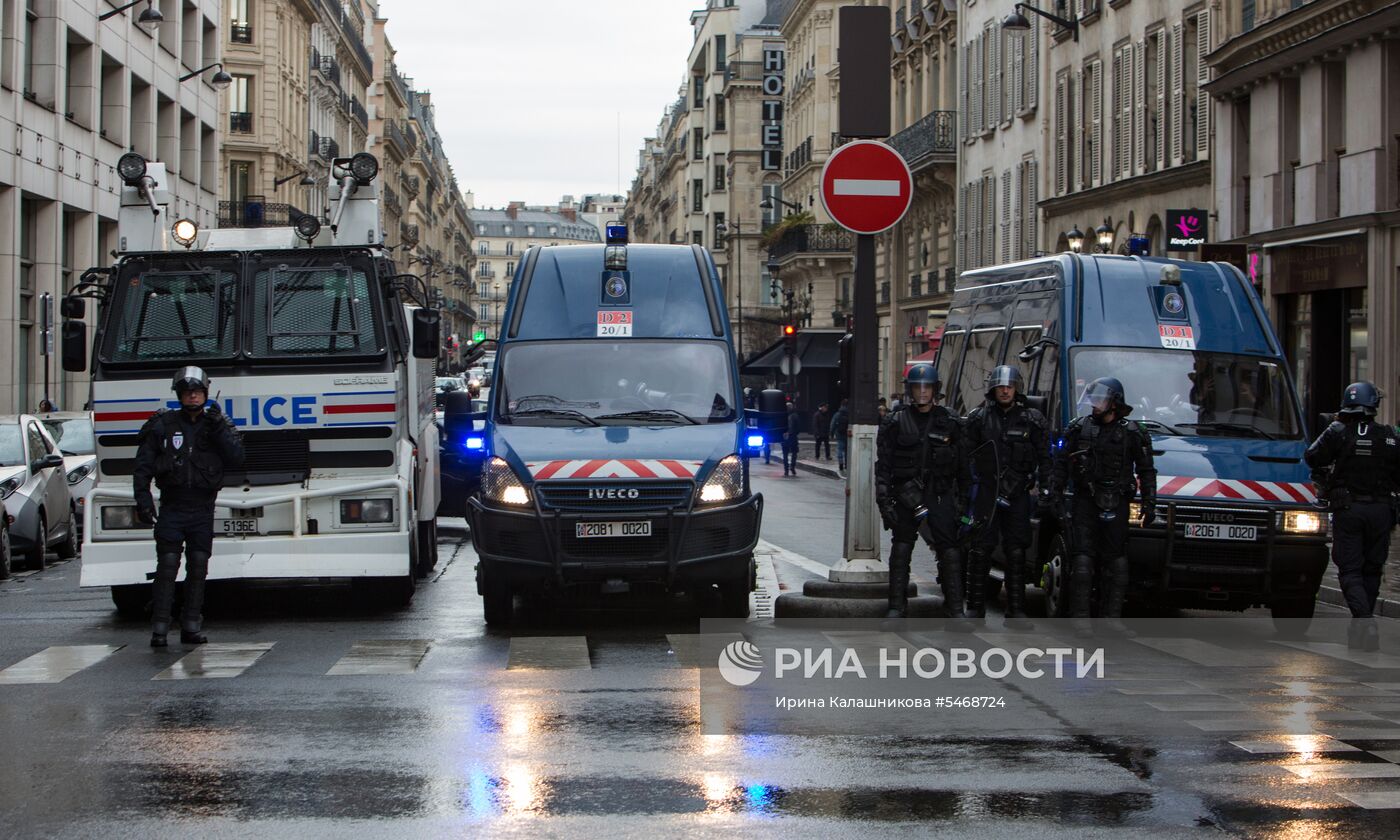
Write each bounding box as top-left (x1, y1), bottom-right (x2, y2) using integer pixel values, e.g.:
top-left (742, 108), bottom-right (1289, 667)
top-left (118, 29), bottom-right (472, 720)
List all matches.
top-left (746, 434), bottom-right (765, 450)
top-left (605, 223), bottom-right (628, 245)
top-left (465, 435), bottom-right (485, 451)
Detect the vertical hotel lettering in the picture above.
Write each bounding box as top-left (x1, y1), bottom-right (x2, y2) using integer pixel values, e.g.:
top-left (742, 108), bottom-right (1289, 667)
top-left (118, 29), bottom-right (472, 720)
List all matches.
top-left (762, 46), bottom-right (785, 171)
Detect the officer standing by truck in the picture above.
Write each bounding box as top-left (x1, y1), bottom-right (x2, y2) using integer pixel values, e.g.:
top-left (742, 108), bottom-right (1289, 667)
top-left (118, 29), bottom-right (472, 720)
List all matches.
top-left (133, 367), bottom-right (244, 647)
top-left (1051, 377), bottom-right (1157, 633)
top-left (965, 366), bottom-right (1052, 629)
top-left (876, 363), bottom-right (971, 623)
top-left (1304, 381), bottom-right (1400, 651)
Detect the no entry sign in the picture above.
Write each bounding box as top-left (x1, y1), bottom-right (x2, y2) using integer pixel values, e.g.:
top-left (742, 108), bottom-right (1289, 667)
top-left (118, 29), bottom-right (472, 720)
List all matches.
top-left (819, 140), bottom-right (913, 235)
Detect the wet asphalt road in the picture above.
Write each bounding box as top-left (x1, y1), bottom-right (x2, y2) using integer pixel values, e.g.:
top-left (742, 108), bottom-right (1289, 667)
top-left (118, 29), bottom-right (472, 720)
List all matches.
top-left (2, 459), bottom-right (1399, 838)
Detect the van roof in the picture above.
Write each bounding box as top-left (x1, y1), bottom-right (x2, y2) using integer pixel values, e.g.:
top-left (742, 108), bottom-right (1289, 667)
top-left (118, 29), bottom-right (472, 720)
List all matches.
top-left (505, 244), bottom-right (724, 342)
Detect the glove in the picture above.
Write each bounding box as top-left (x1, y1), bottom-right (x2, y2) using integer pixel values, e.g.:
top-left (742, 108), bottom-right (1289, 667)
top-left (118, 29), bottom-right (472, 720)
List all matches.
top-left (204, 399), bottom-right (222, 417)
top-left (1140, 499), bottom-right (1157, 527)
top-left (137, 502), bottom-right (158, 525)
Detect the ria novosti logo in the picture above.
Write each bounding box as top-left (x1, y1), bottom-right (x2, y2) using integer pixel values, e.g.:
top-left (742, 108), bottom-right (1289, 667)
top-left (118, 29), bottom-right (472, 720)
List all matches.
top-left (718, 640), bottom-right (764, 686)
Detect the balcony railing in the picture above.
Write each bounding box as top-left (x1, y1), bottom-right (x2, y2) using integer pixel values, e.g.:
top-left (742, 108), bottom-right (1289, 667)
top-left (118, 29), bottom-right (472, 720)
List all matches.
top-left (724, 61), bottom-right (762, 83)
top-left (218, 199), bottom-right (306, 229)
top-left (309, 130), bottom-right (323, 159)
top-left (784, 136), bottom-right (814, 173)
top-left (767, 224), bottom-right (854, 262)
top-left (384, 118), bottom-right (409, 157)
top-left (401, 174), bottom-right (420, 197)
top-left (383, 186), bottom-right (402, 217)
top-left (229, 111), bottom-right (253, 133)
top-left (230, 22), bottom-right (252, 44)
top-left (321, 136), bottom-right (340, 160)
top-left (386, 61), bottom-right (411, 104)
top-left (338, 5), bottom-right (374, 76)
top-left (887, 110), bottom-right (956, 169)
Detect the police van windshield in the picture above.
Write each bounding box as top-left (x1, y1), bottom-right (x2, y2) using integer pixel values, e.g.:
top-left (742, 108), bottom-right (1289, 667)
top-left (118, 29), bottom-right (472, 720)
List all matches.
top-left (105, 268), bottom-right (238, 362)
top-left (1071, 348), bottom-right (1302, 439)
top-left (498, 340), bottom-right (737, 425)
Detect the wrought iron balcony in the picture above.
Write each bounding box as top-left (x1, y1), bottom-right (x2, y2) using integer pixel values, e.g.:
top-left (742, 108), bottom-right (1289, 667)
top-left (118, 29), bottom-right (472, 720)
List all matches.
top-left (320, 136), bottom-right (339, 160)
top-left (218, 199), bottom-right (306, 229)
top-left (386, 62), bottom-right (411, 104)
top-left (230, 22), bottom-right (252, 44)
top-left (309, 130), bottom-right (323, 159)
top-left (229, 111), bottom-right (253, 133)
top-left (384, 119), bottom-right (409, 157)
top-left (724, 61), bottom-right (762, 84)
top-left (887, 110), bottom-right (956, 170)
top-left (767, 224), bottom-right (853, 262)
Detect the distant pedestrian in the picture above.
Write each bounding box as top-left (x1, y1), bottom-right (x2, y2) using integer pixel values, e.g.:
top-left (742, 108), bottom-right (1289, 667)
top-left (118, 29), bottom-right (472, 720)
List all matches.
top-left (831, 399), bottom-right (850, 472)
top-left (782, 401), bottom-right (801, 476)
top-left (811, 403), bottom-right (832, 461)
top-left (38, 398), bottom-right (56, 413)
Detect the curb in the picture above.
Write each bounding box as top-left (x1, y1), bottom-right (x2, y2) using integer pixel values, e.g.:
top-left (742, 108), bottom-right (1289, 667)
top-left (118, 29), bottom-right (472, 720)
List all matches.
top-left (794, 459), bottom-right (843, 480)
top-left (1317, 581), bottom-right (1400, 619)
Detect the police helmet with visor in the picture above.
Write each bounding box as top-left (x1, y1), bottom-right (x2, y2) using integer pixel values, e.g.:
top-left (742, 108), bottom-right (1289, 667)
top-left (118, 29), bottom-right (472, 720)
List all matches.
top-left (904, 363), bottom-right (940, 407)
top-left (171, 366), bottom-right (210, 396)
top-left (1339, 381), bottom-right (1381, 417)
top-left (1078, 377), bottom-right (1126, 418)
top-left (985, 365), bottom-right (1024, 397)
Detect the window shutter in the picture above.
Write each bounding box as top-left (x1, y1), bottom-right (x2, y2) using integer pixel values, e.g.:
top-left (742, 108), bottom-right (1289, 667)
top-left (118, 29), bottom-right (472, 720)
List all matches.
top-left (1012, 33), bottom-right (1025, 114)
top-left (971, 34), bottom-right (983, 136)
top-left (959, 40), bottom-right (969, 141)
top-left (1001, 169), bottom-right (1012, 264)
top-left (1073, 68), bottom-right (1084, 190)
top-left (1003, 31), bottom-right (1014, 124)
top-left (1024, 159), bottom-right (1038, 258)
top-left (1170, 22), bottom-right (1184, 166)
top-left (1092, 62), bottom-right (1104, 186)
top-left (1111, 50), bottom-right (1123, 181)
top-left (1027, 16), bottom-right (1039, 110)
top-left (1196, 9), bottom-right (1211, 160)
top-left (1054, 73), bottom-right (1067, 195)
top-left (1155, 30), bottom-right (1167, 171)
top-left (984, 175), bottom-right (996, 267)
top-left (988, 26), bottom-right (1001, 130)
top-left (1012, 161), bottom-right (1024, 259)
top-left (956, 184), bottom-right (967, 274)
top-left (1134, 39), bottom-right (1146, 175)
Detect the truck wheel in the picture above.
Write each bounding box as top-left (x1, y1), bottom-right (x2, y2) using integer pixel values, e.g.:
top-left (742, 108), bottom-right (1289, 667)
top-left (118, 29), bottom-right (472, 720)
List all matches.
top-left (1040, 534), bottom-right (1070, 618)
top-left (111, 584), bottom-right (151, 618)
top-left (415, 520), bottom-right (438, 579)
top-left (1271, 597), bottom-right (1315, 637)
top-left (481, 573), bottom-right (512, 627)
top-left (0, 521), bottom-right (11, 579)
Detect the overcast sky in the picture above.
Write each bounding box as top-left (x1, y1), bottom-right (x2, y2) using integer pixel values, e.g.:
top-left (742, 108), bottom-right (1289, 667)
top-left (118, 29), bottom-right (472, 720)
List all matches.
top-left (380, 1), bottom-right (701, 209)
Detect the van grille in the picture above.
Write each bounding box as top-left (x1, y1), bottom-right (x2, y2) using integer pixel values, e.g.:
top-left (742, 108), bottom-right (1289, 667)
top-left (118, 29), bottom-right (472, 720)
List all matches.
top-left (537, 481), bottom-right (693, 512)
top-left (1168, 504), bottom-right (1272, 528)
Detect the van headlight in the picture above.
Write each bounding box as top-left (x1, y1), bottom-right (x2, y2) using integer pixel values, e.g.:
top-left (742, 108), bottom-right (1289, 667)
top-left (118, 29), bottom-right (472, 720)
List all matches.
top-left (67, 464), bottom-right (94, 485)
top-left (101, 505), bottom-right (139, 529)
top-left (340, 498), bottom-right (395, 524)
top-left (697, 455), bottom-right (743, 504)
top-left (482, 456), bottom-right (530, 506)
top-left (1280, 509), bottom-right (1325, 535)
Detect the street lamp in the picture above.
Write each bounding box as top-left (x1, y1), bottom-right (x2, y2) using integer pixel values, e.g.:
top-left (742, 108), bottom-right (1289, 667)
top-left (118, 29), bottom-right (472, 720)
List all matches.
top-left (1095, 218), bottom-right (1116, 253)
top-left (179, 62), bottom-right (233, 90)
top-left (1065, 225), bottom-right (1085, 254)
top-left (717, 216), bottom-right (745, 360)
top-left (759, 195), bottom-right (803, 214)
top-left (1000, 2), bottom-right (1079, 41)
top-left (273, 167), bottom-right (315, 188)
top-left (99, 0), bottom-right (163, 33)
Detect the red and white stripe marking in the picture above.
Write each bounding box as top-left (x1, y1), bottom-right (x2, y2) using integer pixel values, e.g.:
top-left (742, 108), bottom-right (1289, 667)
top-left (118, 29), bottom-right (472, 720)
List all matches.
top-left (1156, 475), bottom-right (1317, 504)
top-left (526, 459), bottom-right (703, 480)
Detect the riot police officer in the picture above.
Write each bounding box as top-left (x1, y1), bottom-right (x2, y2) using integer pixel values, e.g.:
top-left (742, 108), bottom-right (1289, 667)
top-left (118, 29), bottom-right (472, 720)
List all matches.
top-left (133, 367), bottom-right (244, 647)
top-left (1304, 381), bottom-right (1400, 651)
top-left (965, 366), bottom-right (1052, 629)
top-left (1051, 378), bottom-right (1157, 633)
top-left (876, 363), bottom-right (971, 622)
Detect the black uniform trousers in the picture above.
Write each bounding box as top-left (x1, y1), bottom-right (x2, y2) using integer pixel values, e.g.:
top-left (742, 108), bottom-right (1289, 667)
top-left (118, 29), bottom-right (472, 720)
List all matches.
top-left (150, 503), bottom-right (215, 626)
top-left (895, 492), bottom-right (960, 552)
top-left (1331, 500), bottom-right (1395, 618)
top-left (972, 491), bottom-right (1034, 553)
top-left (1070, 495), bottom-right (1131, 560)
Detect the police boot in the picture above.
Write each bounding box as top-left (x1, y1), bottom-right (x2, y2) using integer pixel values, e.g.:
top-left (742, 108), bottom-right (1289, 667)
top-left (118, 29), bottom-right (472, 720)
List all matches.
top-left (1352, 617), bottom-right (1380, 652)
top-left (150, 550), bottom-right (182, 646)
top-left (965, 550), bottom-right (988, 624)
top-left (1003, 549), bottom-right (1034, 631)
top-left (1099, 555), bottom-right (1135, 638)
top-left (150, 622), bottom-right (169, 648)
top-left (180, 551), bottom-right (210, 645)
top-left (1069, 554), bottom-right (1095, 638)
top-left (885, 541), bottom-right (914, 620)
top-left (939, 548), bottom-right (973, 632)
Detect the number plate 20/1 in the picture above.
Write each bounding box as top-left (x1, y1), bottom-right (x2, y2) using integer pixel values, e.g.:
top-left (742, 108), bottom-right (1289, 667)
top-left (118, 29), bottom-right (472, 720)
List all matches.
top-left (575, 521), bottom-right (651, 538)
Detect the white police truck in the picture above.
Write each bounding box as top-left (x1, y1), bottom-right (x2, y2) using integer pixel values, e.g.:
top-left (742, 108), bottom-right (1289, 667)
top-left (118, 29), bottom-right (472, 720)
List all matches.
top-left (61, 152), bottom-right (442, 614)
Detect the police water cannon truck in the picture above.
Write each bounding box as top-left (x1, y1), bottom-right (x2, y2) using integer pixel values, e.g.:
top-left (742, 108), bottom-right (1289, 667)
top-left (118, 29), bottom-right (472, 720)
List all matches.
top-left (61, 152), bottom-right (443, 613)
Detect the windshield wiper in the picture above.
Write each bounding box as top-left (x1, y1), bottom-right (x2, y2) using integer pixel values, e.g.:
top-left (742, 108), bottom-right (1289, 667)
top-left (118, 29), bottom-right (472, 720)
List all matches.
top-left (506, 408), bottom-right (600, 426)
top-left (1137, 418), bottom-right (1184, 435)
top-left (596, 408), bottom-right (700, 425)
top-left (1178, 422), bottom-right (1276, 440)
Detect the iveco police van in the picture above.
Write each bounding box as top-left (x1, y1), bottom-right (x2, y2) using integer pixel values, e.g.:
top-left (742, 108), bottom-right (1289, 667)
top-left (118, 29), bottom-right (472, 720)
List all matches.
top-left (61, 152), bottom-right (442, 614)
top-left (457, 227), bottom-right (763, 625)
top-left (938, 254), bottom-right (1328, 622)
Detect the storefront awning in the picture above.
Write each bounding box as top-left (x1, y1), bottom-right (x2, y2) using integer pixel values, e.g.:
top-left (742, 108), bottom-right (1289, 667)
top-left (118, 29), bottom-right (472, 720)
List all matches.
top-left (741, 329), bottom-right (844, 373)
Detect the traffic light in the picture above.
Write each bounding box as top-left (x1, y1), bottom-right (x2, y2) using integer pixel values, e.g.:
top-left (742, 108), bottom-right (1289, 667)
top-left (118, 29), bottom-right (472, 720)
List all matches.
top-left (782, 324), bottom-right (797, 352)
top-left (472, 331), bottom-right (486, 342)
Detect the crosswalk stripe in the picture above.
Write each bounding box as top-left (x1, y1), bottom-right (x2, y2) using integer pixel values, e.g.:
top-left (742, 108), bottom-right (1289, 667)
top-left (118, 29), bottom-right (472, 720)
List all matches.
top-left (507, 636), bottom-right (590, 670)
top-left (152, 642), bottom-right (276, 680)
top-left (327, 639), bottom-right (433, 676)
top-left (0, 645), bottom-right (124, 684)
top-left (757, 539), bottom-right (831, 579)
top-left (666, 633), bottom-right (745, 669)
top-left (1132, 637), bottom-right (1289, 668)
top-left (1272, 641), bottom-right (1400, 670)
top-left (1228, 734), bottom-right (1361, 754)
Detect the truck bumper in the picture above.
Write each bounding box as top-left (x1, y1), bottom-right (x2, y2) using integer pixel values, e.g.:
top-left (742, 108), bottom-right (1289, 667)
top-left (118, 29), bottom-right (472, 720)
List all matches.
top-left (468, 493), bottom-right (763, 590)
top-left (1127, 532), bottom-right (1329, 608)
top-left (79, 530), bottom-right (411, 587)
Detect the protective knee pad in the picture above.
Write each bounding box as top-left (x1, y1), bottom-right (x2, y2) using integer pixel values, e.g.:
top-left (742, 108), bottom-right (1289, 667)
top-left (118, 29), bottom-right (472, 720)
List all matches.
top-left (184, 551), bottom-right (211, 580)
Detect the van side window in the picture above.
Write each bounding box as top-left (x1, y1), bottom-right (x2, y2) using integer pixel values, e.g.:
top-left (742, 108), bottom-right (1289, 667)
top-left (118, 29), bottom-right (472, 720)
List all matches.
top-left (936, 330), bottom-right (966, 399)
top-left (1036, 338), bottom-right (1060, 424)
top-left (956, 328), bottom-right (1004, 414)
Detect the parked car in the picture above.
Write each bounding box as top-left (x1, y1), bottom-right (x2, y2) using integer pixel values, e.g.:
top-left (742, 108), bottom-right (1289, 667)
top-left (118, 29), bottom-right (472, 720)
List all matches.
top-left (39, 411), bottom-right (96, 540)
top-left (0, 414), bottom-right (78, 570)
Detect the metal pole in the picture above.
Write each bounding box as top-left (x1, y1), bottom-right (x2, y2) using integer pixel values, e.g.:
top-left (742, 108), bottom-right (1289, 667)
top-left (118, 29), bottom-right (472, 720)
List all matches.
top-left (736, 216), bottom-right (743, 361)
top-left (835, 232), bottom-right (883, 578)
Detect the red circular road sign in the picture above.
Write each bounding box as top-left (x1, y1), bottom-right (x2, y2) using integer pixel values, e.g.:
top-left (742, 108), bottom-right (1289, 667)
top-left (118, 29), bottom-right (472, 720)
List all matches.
top-left (819, 140), bottom-right (913, 235)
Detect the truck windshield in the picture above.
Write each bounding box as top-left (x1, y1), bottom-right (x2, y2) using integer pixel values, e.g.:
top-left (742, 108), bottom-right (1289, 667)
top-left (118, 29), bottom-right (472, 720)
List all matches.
top-left (1071, 348), bottom-right (1302, 439)
top-left (498, 340), bottom-right (737, 425)
top-left (106, 268), bottom-right (238, 362)
top-left (250, 263), bottom-right (383, 358)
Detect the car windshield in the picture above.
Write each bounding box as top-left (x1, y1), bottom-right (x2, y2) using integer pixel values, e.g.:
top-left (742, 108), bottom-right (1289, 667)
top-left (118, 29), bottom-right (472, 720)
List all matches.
top-left (0, 425), bottom-right (23, 466)
top-left (1071, 348), bottom-right (1302, 439)
top-left (435, 377), bottom-right (461, 391)
top-left (42, 417), bottom-right (95, 456)
top-left (498, 340), bottom-right (737, 425)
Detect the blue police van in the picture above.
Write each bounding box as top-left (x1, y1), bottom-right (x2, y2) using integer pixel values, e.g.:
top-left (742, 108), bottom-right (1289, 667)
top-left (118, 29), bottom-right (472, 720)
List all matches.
top-left (938, 254), bottom-right (1329, 622)
top-left (454, 228), bottom-right (763, 624)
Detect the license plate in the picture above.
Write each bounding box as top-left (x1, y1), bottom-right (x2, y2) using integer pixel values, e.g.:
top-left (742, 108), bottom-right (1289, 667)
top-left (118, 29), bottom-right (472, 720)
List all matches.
top-left (216, 518), bottom-right (260, 536)
top-left (1183, 523), bottom-right (1256, 541)
top-left (575, 521), bottom-right (651, 538)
